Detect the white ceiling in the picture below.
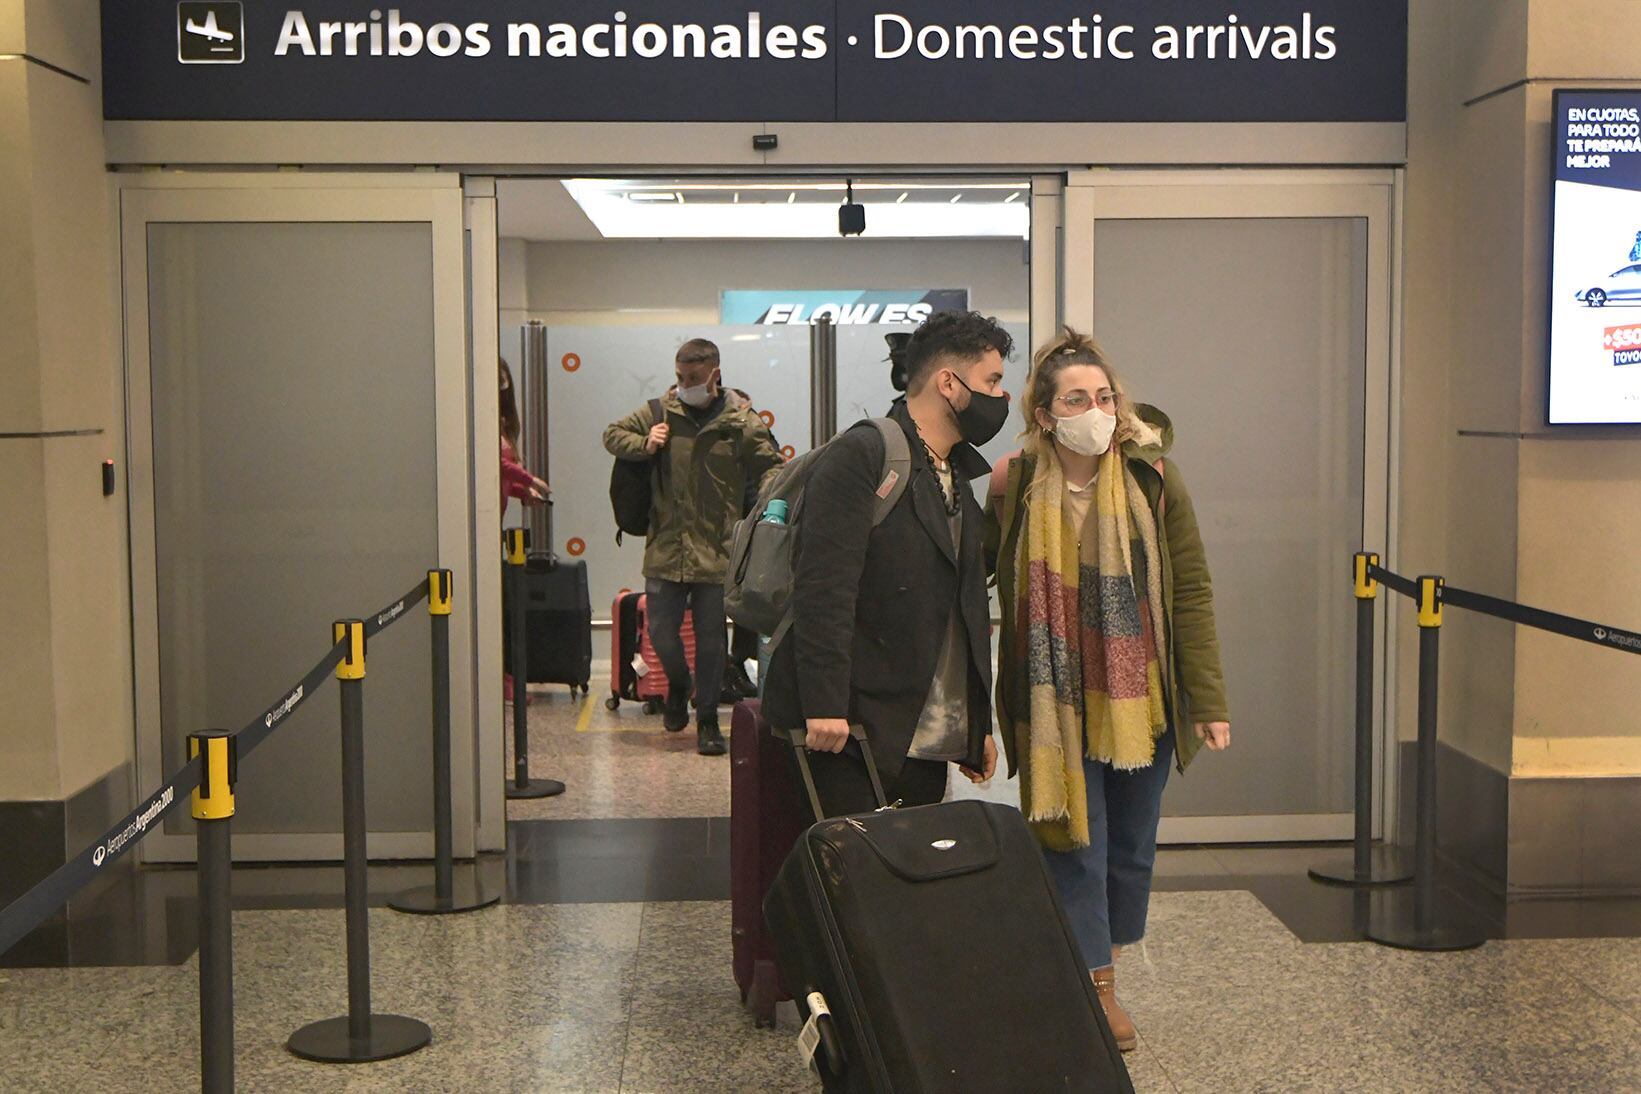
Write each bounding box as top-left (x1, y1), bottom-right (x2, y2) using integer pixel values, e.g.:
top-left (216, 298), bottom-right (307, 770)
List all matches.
top-left (496, 177), bottom-right (1029, 242)
top-left (497, 179), bottom-right (603, 241)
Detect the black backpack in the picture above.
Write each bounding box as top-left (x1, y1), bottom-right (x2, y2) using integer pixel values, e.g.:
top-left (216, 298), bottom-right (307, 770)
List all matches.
top-left (610, 398), bottom-right (664, 543)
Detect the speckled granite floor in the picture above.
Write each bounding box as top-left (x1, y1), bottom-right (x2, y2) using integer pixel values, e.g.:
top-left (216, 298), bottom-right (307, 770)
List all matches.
top-left (504, 689), bottom-right (732, 821)
top-left (5, 890), bottom-right (1641, 1092)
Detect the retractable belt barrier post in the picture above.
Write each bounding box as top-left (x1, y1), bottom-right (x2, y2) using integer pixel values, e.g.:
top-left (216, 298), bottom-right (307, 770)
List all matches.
top-left (504, 528), bottom-right (566, 800)
top-left (287, 620), bottom-right (433, 1063)
top-left (392, 570), bottom-right (501, 915)
top-left (1310, 553), bottom-right (1414, 888)
top-left (190, 730), bottom-right (237, 1094)
top-left (0, 566), bottom-right (460, 1089)
top-left (1365, 575), bottom-right (1487, 953)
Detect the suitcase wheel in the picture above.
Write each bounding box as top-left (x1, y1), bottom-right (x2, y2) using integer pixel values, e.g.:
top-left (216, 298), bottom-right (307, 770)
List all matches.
top-left (604, 696), bottom-right (620, 711)
top-left (642, 699), bottom-right (662, 715)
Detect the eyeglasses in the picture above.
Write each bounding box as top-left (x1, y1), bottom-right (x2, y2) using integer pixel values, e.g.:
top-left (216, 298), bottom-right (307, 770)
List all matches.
top-left (1052, 391), bottom-right (1114, 412)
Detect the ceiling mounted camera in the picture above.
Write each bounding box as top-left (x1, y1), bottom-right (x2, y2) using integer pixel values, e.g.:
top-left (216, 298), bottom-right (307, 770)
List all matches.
top-left (838, 179), bottom-right (866, 237)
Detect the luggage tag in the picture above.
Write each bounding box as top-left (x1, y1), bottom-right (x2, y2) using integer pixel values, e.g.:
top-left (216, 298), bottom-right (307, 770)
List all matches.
top-left (797, 991), bottom-right (831, 1073)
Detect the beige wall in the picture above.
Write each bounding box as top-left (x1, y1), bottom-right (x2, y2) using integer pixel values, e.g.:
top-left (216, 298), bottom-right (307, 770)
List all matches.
top-left (0, 7), bottom-right (133, 805)
top-left (513, 238), bottom-right (1029, 326)
top-left (1401, 0), bottom-right (1641, 780)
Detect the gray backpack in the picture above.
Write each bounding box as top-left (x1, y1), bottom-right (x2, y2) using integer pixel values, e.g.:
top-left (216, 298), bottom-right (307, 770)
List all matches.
top-left (724, 419), bottom-right (912, 648)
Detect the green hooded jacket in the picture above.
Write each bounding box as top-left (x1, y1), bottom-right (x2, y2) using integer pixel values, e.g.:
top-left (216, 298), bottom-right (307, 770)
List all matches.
top-left (983, 404), bottom-right (1229, 776)
top-left (604, 389), bottom-right (784, 585)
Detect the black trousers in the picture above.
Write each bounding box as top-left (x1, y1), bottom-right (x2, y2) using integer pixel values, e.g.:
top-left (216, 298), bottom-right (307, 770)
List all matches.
top-left (730, 623), bottom-right (759, 665)
top-left (790, 747), bottom-right (948, 823)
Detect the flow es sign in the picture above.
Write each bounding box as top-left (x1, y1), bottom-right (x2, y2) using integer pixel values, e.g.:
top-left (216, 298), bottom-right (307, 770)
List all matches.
top-left (178, 2), bottom-right (245, 65)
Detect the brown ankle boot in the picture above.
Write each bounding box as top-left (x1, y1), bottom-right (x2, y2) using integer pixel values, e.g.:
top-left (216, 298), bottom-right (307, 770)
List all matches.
top-left (1091, 967), bottom-right (1137, 1053)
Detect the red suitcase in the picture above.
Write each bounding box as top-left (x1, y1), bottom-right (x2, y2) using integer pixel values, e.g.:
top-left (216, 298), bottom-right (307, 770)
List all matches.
top-left (606, 592), bottom-right (697, 713)
top-left (730, 699), bottom-right (808, 1027)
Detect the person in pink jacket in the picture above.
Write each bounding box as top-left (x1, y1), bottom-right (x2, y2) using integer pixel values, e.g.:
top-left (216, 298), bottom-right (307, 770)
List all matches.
top-left (501, 360), bottom-right (549, 508)
top-left (500, 360), bottom-right (548, 701)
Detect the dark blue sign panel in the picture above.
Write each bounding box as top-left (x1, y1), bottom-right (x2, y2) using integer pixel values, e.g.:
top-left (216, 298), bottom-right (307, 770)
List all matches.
top-left (103, 1), bottom-right (1407, 123)
top-left (1548, 91), bottom-right (1641, 425)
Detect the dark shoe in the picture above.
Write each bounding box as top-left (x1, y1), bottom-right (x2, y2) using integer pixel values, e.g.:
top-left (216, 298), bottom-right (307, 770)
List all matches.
top-left (696, 719), bottom-right (726, 756)
top-left (724, 662), bottom-right (758, 702)
top-left (662, 683), bottom-right (690, 732)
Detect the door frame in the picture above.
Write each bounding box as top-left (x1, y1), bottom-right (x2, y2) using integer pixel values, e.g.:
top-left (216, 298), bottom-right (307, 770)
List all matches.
top-left (119, 172), bottom-right (478, 862)
top-left (1064, 168), bottom-right (1402, 844)
top-left (462, 178), bottom-right (509, 853)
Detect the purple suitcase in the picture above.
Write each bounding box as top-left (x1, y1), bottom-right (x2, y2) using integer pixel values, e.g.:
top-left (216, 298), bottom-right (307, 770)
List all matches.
top-left (729, 699), bottom-right (808, 1026)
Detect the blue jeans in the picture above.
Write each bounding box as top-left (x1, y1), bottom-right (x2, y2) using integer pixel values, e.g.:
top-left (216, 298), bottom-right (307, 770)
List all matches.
top-left (1042, 731), bottom-right (1175, 970)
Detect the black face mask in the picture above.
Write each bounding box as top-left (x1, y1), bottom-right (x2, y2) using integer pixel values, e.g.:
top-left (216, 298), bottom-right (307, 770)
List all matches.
top-left (946, 373), bottom-right (1010, 447)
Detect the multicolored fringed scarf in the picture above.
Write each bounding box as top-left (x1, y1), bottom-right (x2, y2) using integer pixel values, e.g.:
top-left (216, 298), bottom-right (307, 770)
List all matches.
top-left (1013, 446), bottom-right (1168, 850)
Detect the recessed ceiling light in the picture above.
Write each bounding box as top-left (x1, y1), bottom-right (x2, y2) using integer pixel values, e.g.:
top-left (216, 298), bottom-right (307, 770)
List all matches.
top-left (949, 194), bottom-right (963, 204)
top-left (561, 179), bottom-right (1030, 240)
top-left (1004, 192), bottom-right (1021, 203)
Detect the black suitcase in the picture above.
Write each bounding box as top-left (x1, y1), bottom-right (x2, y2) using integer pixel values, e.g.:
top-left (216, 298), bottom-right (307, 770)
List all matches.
top-left (764, 728), bottom-right (1133, 1093)
top-left (505, 556), bottom-right (592, 692)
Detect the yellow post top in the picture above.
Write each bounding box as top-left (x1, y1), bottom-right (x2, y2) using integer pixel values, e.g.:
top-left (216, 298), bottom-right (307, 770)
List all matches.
top-left (189, 732), bottom-right (237, 820)
top-left (428, 568), bottom-right (453, 616)
top-left (1353, 552), bottom-right (1380, 600)
top-left (1418, 576), bottom-right (1445, 628)
top-left (334, 619), bottom-right (366, 679)
top-left (504, 528), bottom-right (527, 566)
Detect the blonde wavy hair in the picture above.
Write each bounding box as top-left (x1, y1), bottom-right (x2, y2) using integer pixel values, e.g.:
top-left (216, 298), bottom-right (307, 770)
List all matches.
top-left (1019, 328), bottom-right (1148, 463)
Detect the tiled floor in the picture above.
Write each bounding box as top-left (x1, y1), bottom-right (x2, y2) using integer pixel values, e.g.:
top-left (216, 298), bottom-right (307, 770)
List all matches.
top-left (6, 684), bottom-right (1641, 1090)
top-left (5, 891), bottom-right (1641, 1092)
top-left (503, 688), bottom-right (732, 821)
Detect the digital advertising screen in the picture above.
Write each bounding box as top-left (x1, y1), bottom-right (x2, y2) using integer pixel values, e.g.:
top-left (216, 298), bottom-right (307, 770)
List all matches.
top-left (1549, 90), bottom-right (1641, 425)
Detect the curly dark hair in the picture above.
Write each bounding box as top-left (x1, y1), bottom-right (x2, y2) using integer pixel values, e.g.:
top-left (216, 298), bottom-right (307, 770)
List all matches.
top-left (902, 310), bottom-right (1014, 393)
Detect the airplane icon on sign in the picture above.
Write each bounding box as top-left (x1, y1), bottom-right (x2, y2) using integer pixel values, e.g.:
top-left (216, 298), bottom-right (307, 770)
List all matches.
top-left (177, 2), bottom-right (244, 63)
top-left (185, 11), bottom-right (235, 48)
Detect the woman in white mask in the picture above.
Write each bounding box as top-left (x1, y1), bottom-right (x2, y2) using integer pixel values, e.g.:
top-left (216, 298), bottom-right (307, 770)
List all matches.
top-left (984, 328), bottom-right (1231, 1054)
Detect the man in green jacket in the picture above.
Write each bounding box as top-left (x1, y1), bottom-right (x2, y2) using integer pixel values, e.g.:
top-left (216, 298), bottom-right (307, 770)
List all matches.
top-left (603, 339), bottom-right (784, 755)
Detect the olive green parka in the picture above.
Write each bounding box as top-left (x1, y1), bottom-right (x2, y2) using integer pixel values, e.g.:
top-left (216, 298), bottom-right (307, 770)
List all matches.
top-left (603, 389), bottom-right (783, 585)
top-left (983, 404), bottom-right (1229, 776)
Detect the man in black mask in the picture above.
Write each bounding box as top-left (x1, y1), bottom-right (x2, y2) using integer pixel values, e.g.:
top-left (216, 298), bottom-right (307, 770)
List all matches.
top-left (763, 311), bottom-right (1010, 817)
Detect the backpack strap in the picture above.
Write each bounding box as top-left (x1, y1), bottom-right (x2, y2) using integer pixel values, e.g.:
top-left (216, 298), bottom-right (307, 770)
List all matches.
top-left (866, 418), bottom-right (912, 528)
top-left (648, 397), bottom-right (665, 428)
top-left (768, 419), bottom-right (911, 655)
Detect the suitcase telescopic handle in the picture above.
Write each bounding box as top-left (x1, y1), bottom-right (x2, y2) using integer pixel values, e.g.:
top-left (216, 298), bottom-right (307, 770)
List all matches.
top-left (785, 726), bottom-right (889, 819)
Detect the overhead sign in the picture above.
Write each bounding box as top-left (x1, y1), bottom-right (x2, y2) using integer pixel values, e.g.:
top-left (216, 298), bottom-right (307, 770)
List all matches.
top-left (103, 2), bottom-right (1407, 123)
top-left (1547, 90), bottom-right (1641, 425)
top-left (722, 290), bottom-right (968, 325)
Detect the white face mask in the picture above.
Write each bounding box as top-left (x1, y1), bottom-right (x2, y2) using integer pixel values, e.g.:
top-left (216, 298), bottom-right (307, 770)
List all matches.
top-left (677, 382), bottom-right (715, 408)
top-left (1052, 407), bottom-right (1118, 456)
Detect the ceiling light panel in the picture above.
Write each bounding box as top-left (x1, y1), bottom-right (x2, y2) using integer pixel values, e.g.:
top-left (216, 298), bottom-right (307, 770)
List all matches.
top-left (563, 179), bottom-right (1030, 239)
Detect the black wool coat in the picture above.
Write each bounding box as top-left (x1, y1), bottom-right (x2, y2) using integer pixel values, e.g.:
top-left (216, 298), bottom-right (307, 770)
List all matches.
top-left (762, 403), bottom-right (993, 782)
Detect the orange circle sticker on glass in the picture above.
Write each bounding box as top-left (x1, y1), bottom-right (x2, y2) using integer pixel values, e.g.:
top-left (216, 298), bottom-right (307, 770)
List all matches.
top-left (567, 538), bottom-right (586, 557)
top-left (562, 353), bottom-right (581, 372)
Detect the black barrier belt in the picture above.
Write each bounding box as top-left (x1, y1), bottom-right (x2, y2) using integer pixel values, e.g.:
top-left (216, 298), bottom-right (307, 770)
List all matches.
top-left (1443, 586), bottom-right (1641, 656)
top-left (1366, 564), bottom-right (1419, 601)
top-left (234, 640), bottom-right (350, 758)
top-left (0, 754), bottom-right (204, 957)
top-left (0, 571), bottom-right (435, 958)
top-left (363, 579), bottom-right (431, 640)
